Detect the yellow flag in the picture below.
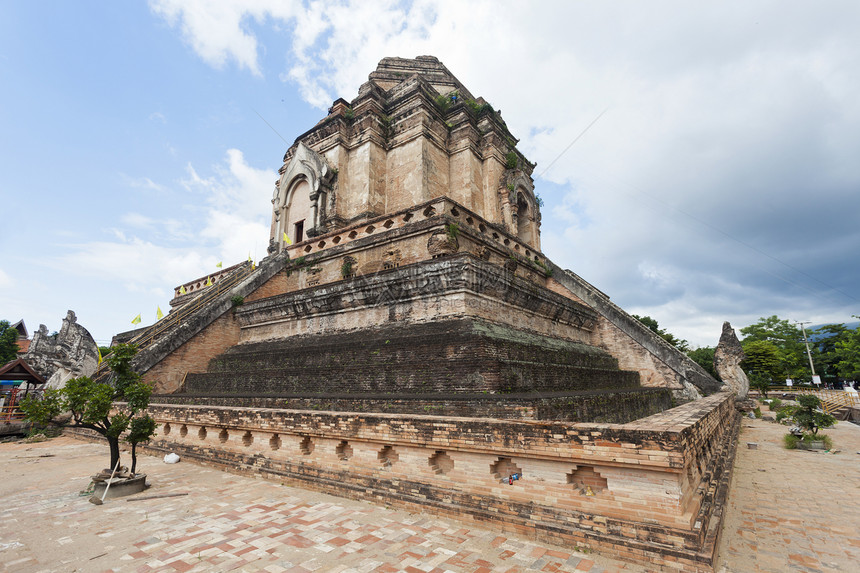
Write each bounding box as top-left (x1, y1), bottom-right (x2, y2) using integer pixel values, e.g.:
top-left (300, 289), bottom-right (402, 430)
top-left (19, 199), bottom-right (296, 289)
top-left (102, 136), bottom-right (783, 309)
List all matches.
top-left (248, 253), bottom-right (252, 262)
top-left (205, 276), bottom-right (212, 286)
top-left (131, 314), bottom-right (141, 325)
top-left (283, 231), bottom-right (292, 245)
top-left (97, 346), bottom-right (103, 364)
top-left (157, 306), bottom-right (164, 320)
top-left (216, 261), bottom-right (222, 268)
top-left (179, 285), bottom-right (186, 295)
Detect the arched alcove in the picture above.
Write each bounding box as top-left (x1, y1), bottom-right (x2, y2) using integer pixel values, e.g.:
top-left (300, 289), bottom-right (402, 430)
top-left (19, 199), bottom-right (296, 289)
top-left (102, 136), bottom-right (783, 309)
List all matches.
top-left (516, 191), bottom-right (534, 245)
top-left (283, 178), bottom-right (312, 244)
top-left (270, 142), bottom-right (335, 253)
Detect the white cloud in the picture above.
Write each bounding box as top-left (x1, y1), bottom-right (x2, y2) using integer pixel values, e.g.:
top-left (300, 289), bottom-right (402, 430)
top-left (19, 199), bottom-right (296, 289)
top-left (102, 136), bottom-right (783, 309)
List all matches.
top-left (186, 148), bottom-right (275, 261)
top-left (121, 213), bottom-right (156, 229)
top-left (122, 174), bottom-right (170, 194)
top-left (0, 268), bottom-right (11, 289)
top-left (149, 0), bottom-right (303, 76)
top-left (37, 149), bottom-right (276, 336)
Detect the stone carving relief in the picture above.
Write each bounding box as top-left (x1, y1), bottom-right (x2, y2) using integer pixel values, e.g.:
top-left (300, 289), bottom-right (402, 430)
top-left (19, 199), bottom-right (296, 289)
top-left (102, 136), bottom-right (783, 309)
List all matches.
top-left (427, 230), bottom-right (459, 258)
top-left (714, 321), bottom-right (749, 398)
top-left (25, 310), bottom-right (99, 389)
top-left (382, 249), bottom-right (402, 269)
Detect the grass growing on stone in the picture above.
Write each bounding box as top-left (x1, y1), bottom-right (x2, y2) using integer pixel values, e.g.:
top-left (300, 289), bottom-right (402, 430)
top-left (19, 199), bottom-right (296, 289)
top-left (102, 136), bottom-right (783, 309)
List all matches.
top-left (784, 433), bottom-right (833, 450)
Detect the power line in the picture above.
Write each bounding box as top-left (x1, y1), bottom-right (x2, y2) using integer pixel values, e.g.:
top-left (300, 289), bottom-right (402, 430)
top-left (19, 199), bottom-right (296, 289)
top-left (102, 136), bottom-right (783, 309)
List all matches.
top-left (252, 108), bottom-right (289, 145)
top-left (537, 108), bottom-right (609, 179)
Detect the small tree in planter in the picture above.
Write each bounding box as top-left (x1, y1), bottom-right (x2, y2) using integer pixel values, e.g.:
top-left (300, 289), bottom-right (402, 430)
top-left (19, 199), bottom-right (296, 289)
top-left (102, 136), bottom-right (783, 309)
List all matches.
top-left (20, 343), bottom-right (157, 472)
top-left (126, 412), bottom-right (157, 474)
top-left (783, 394), bottom-right (836, 449)
top-left (789, 394), bottom-right (835, 436)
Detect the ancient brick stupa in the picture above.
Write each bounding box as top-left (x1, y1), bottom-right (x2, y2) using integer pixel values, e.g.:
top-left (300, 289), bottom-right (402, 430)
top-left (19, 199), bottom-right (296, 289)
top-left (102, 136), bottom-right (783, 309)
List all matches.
top-left (112, 57), bottom-right (736, 571)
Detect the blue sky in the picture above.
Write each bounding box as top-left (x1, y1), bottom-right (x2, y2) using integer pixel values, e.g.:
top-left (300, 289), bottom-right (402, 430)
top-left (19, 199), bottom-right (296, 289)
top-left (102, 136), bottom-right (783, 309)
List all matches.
top-left (2, 1), bottom-right (859, 348)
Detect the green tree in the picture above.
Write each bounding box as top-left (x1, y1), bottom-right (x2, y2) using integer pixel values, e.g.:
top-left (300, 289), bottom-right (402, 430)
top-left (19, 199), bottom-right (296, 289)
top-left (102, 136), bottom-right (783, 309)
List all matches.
top-left (632, 315), bottom-right (689, 352)
top-left (126, 413), bottom-right (157, 474)
top-left (748, 371), bottom-right (772, 398)
top-left (0, 320), bottom-right (20, 365)
top-left (740, 316), bottom-right (806, 380)
top-left (21, 377), bottom-right (130, 469)
top-left (811, 323), bottom-right (849, 383)
top-left (686, 347), bottom-right (718, 380)
top-left (787, 394), bottom-right (835, 436)
top-left (835, 319), bottom-right (860, 380)
top-left (741, 340), bottom-right (783, 382)
top-left (20, 343), bottom-right (157, 472)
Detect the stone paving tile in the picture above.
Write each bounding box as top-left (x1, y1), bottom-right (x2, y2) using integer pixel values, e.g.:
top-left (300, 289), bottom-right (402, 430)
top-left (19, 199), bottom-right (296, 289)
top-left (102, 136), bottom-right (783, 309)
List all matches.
top-left (715, 417), bottom-right (860, 573)
top-left (0, 438), bottom-right (639, 573)
top-left (4, 417), bottom-right (857, 573)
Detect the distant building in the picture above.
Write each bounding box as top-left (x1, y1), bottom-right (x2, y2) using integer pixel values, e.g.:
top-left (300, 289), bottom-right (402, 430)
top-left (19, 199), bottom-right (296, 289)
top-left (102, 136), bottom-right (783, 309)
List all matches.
top-left (10, 319), bottom-right (30, 356)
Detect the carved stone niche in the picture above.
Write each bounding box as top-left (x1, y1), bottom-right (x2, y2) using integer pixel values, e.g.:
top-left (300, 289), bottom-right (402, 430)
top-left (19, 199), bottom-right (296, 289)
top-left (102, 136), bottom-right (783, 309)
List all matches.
top-left (382, 249), bottom-right (402, 270)
top-left (427, 230), bottom-right (459, 258)
top-left (271, 143), bottom-right (336, 252)
top-left (498, 170), bottom-right (541, 250)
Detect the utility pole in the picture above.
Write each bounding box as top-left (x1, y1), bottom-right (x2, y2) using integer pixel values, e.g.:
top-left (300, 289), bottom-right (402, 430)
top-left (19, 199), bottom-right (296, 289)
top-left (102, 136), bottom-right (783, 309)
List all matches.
top-left (795, 321), bottom-right (817, 381)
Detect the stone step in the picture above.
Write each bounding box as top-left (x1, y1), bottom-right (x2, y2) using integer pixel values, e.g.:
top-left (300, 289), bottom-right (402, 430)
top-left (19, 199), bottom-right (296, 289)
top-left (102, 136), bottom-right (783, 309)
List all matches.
top-left (154, 387), bottom-right (671, 423)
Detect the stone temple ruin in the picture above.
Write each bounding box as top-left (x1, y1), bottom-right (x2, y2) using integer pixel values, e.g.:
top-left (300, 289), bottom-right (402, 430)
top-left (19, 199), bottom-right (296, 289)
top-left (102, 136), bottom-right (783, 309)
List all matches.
top-left (26, 310), bottom-right (99, 389)
top-left (110, 57), bottom-right (738, 571)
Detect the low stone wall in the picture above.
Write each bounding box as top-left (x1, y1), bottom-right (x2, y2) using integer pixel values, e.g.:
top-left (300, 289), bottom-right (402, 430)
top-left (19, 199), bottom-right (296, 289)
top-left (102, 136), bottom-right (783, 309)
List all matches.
top-left (135, 392), bottom-right (739, 571)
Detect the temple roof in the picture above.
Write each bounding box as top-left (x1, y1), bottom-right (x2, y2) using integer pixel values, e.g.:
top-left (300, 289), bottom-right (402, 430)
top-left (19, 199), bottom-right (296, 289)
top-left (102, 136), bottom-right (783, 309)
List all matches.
top-left (0, 358), bottom-right (45, 384)
top-left (368, 55), bottom-right (476, 100)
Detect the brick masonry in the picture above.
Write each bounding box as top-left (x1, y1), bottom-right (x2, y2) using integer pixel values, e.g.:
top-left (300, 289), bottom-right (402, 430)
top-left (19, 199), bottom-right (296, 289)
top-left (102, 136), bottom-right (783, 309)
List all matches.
top-left (152, 387), bottom-right (670, 424)
top-left (133, 392), bottom-right (739, 571)
top-left (104, 57), bottom-right (739, 573)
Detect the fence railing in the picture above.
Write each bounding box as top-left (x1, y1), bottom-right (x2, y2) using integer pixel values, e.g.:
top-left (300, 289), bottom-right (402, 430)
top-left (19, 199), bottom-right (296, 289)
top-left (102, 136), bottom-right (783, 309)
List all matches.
top-left (92, 261), bottom-right (255, 382)
top-left (806, 389), bottom-right (860, 415)
top-left (760, 387), bottom-right (860, 415)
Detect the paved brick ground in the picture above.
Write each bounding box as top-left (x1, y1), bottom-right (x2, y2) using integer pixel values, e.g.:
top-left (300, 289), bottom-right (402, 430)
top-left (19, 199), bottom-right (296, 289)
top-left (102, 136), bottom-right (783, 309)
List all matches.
top-left (2, 416), bottom-right (857, 573)
top-left (715, 416), bottom-right (860, 573)
top-left (0, 438), bottom-right (641, 573)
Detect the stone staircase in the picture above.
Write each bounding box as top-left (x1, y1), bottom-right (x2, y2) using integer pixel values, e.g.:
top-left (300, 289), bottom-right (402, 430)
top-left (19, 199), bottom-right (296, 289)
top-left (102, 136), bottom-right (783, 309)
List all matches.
top-left (172, 318), bottom-right (670, 423)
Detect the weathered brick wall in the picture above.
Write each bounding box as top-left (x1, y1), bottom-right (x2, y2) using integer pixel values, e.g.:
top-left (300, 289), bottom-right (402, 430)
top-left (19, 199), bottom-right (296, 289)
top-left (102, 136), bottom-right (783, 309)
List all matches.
top-left (143, 311), bottom-right (240, 394)
top-left (137, 392), bottom-right (738, 571)
top-left (130, 252), bottom-right (289, 386)
top-left (236, 245), bottom-right (596, 343)
top-left (153, 387), bottom-right (671, 424)
top-left (275, 58), bottom-right (539, 252)
top-left (549, 267), bottom-right (722, 400)
top-left (187, 318), bottom-right (635, 398)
